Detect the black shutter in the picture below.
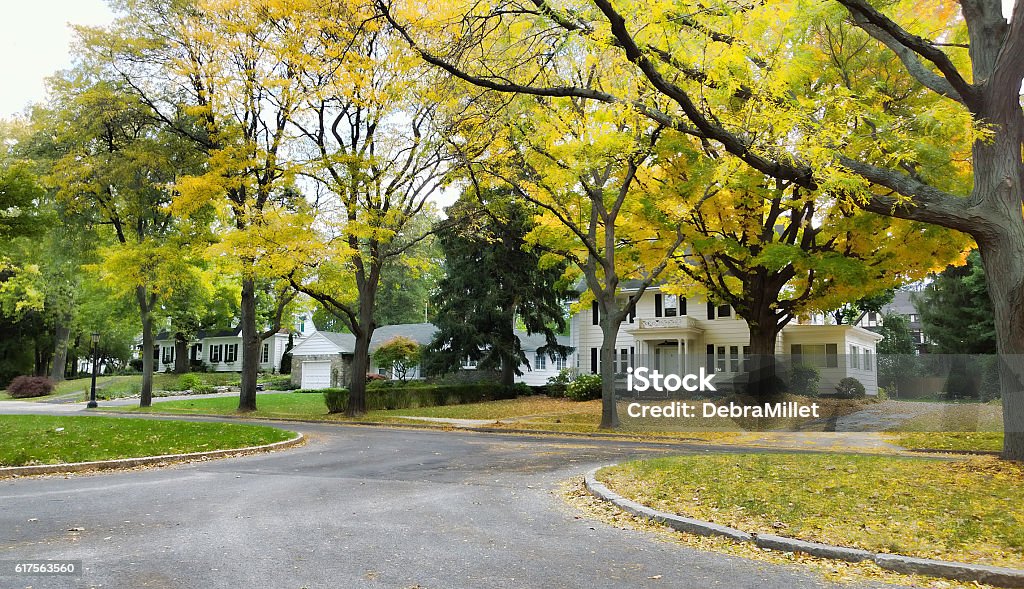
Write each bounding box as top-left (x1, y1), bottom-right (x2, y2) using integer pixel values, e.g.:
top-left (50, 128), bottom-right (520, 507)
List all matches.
top-left (707, 301), bottom-right (715, 320)
top-left (592, 301), bottom-right (599, 325)
top-left (706, 344), bottom-right (715, 370)
top-left (654, 294), bottom-right (663, 317)
top-left (590, 348), bottom-right (598, 374)
top-left (629, 346), bottom-right (635, 369)
top-left (629, 303), bottom-right (636, 323)
top-left (679, 297), bottom-right (687, 316)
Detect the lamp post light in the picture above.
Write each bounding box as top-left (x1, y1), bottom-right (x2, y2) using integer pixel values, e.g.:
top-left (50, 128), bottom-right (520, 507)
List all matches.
top-left (87, 332), bottom-right (100, 409)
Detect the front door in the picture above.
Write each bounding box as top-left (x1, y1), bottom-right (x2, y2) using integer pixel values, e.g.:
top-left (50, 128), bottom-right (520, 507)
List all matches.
top-left (655, 345), bottom-right (682, 374)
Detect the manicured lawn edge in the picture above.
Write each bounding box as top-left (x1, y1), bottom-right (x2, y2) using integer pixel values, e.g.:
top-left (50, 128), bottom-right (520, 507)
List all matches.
top-left (584, 466), bottom-right (1024, 588)
top-left (0, 432), bottom-right (303, 478)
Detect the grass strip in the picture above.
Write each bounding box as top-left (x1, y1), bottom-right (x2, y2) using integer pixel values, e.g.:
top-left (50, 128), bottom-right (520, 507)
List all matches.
top-left (598, 453), bottom-right (1024, 569)
top-left (0, 415), bottom-right (293, 467)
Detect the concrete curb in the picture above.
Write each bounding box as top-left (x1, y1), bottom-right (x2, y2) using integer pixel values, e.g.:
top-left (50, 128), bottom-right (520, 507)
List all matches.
top-left (0, 432), bottom-right (304, 478)
top-left (584, 466), bottom-right (1024, 588)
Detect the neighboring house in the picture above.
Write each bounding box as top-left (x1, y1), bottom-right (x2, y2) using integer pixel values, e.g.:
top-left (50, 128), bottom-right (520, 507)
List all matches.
top-left (153, 314), bottom-right (316, 373)
top-left (857, 289), bottom-right (929, 354)
top-left (289, 322), bottom-right (571, 389)
top-left (569, 285), bottom-right (883, 395)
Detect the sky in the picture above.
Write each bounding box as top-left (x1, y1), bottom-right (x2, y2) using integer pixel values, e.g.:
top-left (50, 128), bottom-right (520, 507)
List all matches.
top-left (0, 0), bottom-right (113, 119)
top-left (1, 0), bottom-right (1017, 120)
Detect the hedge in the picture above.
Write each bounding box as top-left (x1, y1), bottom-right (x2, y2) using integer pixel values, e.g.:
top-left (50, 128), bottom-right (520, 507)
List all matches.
top-left (306, 383), bottom-right (520, 413)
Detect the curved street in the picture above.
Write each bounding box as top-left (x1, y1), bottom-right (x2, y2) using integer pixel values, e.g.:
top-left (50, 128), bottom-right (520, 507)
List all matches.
top-left (0, 409), bottom-right (911, 589)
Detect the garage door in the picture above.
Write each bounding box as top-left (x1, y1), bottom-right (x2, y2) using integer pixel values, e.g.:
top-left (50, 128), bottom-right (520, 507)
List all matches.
top-left (301, 361), bottom-right (332, 390)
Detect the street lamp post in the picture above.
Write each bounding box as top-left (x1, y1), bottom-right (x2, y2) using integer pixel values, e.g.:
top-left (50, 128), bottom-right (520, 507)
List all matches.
top-left (87, 332), bottom-right (100, 409)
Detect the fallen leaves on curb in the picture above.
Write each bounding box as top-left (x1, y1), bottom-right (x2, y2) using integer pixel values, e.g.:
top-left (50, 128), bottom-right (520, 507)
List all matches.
top-left (557, 476), bottom-right (998, 589)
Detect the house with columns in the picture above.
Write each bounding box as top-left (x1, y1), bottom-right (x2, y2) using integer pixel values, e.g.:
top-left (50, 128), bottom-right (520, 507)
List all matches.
top-left (568, 284), bottom-right (883, 395)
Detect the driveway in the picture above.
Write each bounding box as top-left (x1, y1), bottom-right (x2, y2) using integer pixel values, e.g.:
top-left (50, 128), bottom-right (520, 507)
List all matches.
top-left (0, 411), bottom-right (910, 588)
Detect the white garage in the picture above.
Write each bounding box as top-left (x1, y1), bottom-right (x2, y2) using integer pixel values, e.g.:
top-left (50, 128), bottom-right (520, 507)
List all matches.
top-left (300, 361), bottom-right (333, 390)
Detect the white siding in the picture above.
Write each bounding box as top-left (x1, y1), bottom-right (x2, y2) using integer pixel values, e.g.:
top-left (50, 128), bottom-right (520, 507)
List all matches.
top-left (291, 332), bottom-right (345, 356)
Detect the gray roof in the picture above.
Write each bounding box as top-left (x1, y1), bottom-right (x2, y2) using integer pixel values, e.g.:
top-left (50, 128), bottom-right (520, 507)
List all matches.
top-left (883, 290), bottom-right (921, 316)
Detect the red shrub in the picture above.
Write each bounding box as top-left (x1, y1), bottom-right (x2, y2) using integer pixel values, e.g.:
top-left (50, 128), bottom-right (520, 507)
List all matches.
top-left (7, 376), bottom-right (55, 398)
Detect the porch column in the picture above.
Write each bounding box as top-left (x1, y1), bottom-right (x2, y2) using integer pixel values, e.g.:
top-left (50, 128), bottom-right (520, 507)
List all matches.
top-left (677, 338), bottom-right (683, 375)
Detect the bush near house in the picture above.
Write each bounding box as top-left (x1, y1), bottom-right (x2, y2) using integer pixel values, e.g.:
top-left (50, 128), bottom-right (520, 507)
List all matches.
top-left (566, 374), bottom-right (602, 401)
top-left (6, 376), bottom-right (56, 398)
top-left (834, 376), bottom-right (866, 399)
top-left (787, 364), bottom-right (821, 397)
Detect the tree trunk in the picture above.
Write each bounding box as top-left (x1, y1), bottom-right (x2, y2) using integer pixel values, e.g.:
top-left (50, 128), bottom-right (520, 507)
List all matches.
top-left (136, 286), bottom-right (155, 408)
top-left (238, 276), bottom-right (259, 411)
top-left (598, 311), bottom-right (623, 429)
top-left (976, 235), bottom-right (1024, 461)
top-left (173, 333), bottom-right (188, 373)
top-left (348, 312), bottom-right (374, 417)
top-left (500, 353), bottom-right (516, 388)
top-left (746, 316), bottom-right (785, 402)
top-left (50, 323), bottom-right (70, 382)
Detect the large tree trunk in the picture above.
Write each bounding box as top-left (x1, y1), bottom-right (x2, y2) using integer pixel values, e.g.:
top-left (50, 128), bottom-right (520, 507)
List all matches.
top-left (173, 333), bottom-right (188, 374)
top-left (977, 235), bottom-right (1024, 461)
top-left (238, 276), bottom-right (259, 411)
top-left (136, 286), bottom-right (155, 408)
top-left (745, 312), bottom-right (785, 402)
top-left (968, 44), bottom-right (1024, 460)
top-left (50, 322), bottom-right (70, 382)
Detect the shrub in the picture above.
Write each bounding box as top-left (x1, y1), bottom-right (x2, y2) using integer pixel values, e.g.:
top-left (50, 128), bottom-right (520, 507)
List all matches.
top-left (545, 368), bottom-right (576, 398)
top-left (129, 359), bottom-right (144, 372)
top-left (566, 374), bottom-right (602, 401)
top-left (178, 373), bottom-right (214, 394)
top-left (321, 388), bottom-right (350, 413)
top-left (788, 364), bottom-right (821, 397)
top-left (834, 377), bottom-right (866, 399)
top-left (7, 376), bottom-right (56, 398)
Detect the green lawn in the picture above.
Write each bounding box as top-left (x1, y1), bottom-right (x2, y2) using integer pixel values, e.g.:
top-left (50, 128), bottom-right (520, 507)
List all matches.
top-left (0, 415), bottom-right (295, 467)
top-left (886, 402), bottom-right (1003, 452)
top-left (128, 392), bottom-right (329, 419)
top-left (598, 454), bottom-right (1024, 568)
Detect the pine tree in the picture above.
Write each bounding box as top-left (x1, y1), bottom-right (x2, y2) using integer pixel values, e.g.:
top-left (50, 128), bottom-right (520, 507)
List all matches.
top-left (425, 190), bottom-right (569, 386)
top-left (913, 251), bottom-right (996, 354)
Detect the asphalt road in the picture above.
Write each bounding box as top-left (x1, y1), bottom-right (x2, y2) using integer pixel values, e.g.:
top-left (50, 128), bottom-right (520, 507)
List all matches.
top-left (0, 414), bottom-right (910, 589)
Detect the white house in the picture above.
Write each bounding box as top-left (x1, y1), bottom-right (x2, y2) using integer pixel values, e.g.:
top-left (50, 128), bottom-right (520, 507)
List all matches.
top-left (153, 314), bottom-right (316, 373)
top-left (289, 323), bottom-right (571, 389)
top-left (569, 285), bottom-right (884, 395)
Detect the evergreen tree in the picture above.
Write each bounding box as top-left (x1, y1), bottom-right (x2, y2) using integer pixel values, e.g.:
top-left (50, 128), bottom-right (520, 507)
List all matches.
top-left (425, 190), bottom-right (570, 386)
top-left (913, 251), bottom-right (996, 354)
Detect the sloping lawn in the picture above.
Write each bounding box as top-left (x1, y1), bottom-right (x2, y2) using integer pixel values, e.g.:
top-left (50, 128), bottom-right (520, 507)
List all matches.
top-left (886, 402), bottom-right (1004, 452)
top-left (0, 415), bottom-right (294, 467)
top-left (598, 454), bottom-right (1024, 568)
